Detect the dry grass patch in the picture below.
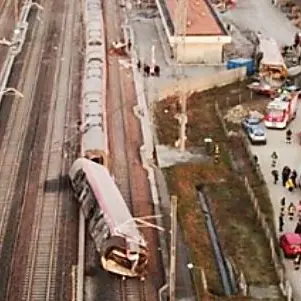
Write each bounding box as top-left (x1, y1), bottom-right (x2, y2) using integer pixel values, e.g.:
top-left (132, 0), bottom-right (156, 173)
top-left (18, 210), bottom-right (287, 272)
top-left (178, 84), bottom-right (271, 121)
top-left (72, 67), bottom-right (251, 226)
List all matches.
top-left (206, 180), bottom-right (277, 285)
top-left (165, 163), bottom-right (230, 296)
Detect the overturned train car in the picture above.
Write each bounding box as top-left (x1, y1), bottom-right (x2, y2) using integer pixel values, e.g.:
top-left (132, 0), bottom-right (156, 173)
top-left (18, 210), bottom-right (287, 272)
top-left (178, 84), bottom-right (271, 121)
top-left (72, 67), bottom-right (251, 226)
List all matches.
top-left (69, 158), bottom-right (148, 277)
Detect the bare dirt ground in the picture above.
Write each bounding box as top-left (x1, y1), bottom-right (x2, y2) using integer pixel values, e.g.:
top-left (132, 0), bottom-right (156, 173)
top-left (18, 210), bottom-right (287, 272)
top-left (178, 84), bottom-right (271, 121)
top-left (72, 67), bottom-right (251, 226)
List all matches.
top-left (154, 82), bottom-right (283, 300)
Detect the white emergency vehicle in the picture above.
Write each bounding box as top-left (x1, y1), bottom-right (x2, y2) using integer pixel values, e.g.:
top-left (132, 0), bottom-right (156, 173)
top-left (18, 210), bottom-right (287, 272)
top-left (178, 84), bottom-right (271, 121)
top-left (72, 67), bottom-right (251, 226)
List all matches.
top-left (264, 91), bottom-right (299, 129)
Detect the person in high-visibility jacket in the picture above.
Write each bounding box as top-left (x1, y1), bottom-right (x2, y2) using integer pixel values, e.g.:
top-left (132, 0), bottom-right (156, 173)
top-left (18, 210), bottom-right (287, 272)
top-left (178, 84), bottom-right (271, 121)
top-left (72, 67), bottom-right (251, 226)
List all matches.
top-left (288, 202), bottom-right (296, 221)
top-left (286, 178), bottom-right (294, 192)
top-left (214, 144), bottom-right (220, 164)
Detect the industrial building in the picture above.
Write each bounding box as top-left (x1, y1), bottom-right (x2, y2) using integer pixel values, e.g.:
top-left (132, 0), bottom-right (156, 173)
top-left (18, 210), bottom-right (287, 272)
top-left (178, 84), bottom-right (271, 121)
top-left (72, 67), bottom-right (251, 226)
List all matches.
top-left (155, 0), bottom-right (231, 64)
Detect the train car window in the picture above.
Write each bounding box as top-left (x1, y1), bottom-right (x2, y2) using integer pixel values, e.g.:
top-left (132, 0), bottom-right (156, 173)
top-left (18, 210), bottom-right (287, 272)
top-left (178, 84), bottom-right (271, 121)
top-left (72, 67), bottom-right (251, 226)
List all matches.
top-left (84, 190), bottom-right (95, 208)
top-left (95, 217), bottom-right (106, 232)
top-left (99, 224), bottom-right (109, 239)
top-left (73, 170), bottom-right (87, 196)
top-left (74, 182), bottom-right (85, 197)
top-left (78, 186), bottom-right (89, 204)
top-left (78, 174), bottom-right (87, 190)
top-left (87, 68), bottom-right (102, 78)
top-left (91, 157), bottom-right (103, 165)
top-left (84, 194), bottom-right (97, 213)
top-left (73, 169), bottom-right (85, 185)
top-left (87, 74), bottom-right (101, 79)
top-left (87, 3), bottom-right (100, 10)
top-left (88, 41), bottom-right (102, 46)
top-left (95, 209), bottom-right (104, 220)
top-left (75, 179), bottom-right (88, 196)
top-left (88, 58), bottom-right (103, 64)
top-left (87, 205), bottom-right (96, 220)
top-left (82, 196), bottom-right (94, 218)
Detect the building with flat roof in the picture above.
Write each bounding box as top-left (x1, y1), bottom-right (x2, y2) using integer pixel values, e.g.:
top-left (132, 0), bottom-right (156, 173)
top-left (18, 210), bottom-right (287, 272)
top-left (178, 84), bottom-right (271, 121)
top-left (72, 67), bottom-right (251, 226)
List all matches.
top-left (156, 0), bottom-right (231, 64)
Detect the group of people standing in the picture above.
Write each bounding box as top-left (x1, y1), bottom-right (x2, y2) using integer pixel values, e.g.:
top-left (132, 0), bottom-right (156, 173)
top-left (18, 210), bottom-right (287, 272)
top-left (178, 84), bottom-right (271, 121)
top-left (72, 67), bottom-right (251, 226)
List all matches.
top-left (136, 60), bottom-right (160, 77)
top-left (279, 198), bottom-right (301, 270)
top-left (283, 166), bottom-right (298, 192)
top-left (269, 150), bottom-right (301, 269)
top-left (271, 164), bottom-right (299, 191)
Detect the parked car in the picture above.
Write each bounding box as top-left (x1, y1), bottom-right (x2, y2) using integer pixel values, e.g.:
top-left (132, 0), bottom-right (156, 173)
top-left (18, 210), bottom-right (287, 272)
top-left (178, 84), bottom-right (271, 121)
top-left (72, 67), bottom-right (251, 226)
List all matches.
top-left (246, 125), bottom-right (267, 145)
top-left (280, 233), bottom-right (301, 258)
top-left (241, 117), bottom-right (261, 132)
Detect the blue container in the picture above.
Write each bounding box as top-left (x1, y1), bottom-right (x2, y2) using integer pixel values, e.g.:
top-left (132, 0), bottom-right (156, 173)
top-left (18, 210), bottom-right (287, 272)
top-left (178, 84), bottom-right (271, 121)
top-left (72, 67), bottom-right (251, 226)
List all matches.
top-left (226, 58), bottom-right (255, 76)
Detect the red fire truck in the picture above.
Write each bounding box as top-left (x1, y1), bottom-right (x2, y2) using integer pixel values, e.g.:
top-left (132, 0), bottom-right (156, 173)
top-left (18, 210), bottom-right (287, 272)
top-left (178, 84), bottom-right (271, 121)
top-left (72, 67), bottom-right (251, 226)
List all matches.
top-left (264, 91), bottom-right (299, 129)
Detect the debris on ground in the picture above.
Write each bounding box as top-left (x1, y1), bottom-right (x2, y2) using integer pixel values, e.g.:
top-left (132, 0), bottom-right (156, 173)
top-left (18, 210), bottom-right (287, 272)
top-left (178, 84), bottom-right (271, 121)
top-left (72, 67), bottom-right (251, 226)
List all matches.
top-left (211, 0), bottom-right (236, 13)
top-left (224, 104), bottom-right (265, 124)
top-left (224, 105), bottom-right (248, 124)
top-left (108, 40), bottom-right (129, 56)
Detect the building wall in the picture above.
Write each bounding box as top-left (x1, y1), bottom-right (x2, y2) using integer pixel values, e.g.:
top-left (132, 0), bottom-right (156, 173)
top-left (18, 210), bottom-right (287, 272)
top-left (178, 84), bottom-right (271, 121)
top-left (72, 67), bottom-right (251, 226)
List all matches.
top-left (154, 67), bottom-right (246, 101)
top-left (176, 42), bottom-right (223, 64)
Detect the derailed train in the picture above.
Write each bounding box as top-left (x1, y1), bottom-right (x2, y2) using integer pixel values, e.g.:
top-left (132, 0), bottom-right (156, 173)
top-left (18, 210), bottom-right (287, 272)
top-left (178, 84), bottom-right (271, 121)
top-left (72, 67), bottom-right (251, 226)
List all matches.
top-left (69, 158), bottom-right (148, 277)
top-left (70, 0), bottom-right (149, 277)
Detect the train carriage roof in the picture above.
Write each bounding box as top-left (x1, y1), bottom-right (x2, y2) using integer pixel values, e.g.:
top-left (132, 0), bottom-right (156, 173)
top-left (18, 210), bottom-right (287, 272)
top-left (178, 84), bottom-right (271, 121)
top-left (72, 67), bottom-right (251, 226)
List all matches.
top-left (69, 158), bottom-right (145, 245)
top-left (82, 126), bottom-right (107, 152)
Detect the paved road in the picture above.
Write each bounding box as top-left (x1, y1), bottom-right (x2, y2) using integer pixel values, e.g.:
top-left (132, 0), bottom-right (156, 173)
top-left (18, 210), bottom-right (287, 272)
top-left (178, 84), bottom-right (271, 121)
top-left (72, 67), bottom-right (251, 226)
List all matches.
top-left (224, 0), bottom-right (298, 46)
top-left (251, 120), bottom-right (301, 301)
top-left (226, 0), bottom-right (301, 299)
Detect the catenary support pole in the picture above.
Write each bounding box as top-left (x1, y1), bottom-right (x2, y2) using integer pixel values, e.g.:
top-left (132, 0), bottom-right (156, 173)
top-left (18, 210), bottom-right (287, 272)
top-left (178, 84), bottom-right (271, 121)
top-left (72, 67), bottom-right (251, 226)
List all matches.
top-left (169, 195), bottom-right (177, 301)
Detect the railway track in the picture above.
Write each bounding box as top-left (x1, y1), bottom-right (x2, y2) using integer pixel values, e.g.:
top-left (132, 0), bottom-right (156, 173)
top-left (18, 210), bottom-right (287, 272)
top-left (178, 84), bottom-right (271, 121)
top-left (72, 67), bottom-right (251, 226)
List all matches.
top-left (103, 0), bottom-right (163, 300)
top-left (0, 0), bottom-right (20, 69)
top-left (0, 0), bottom-right (79, 300)
top-left (0, 9), bottom-right (49, 299)
top-left (0, 8), bottom-right (43, 254)
top-left (17, 0), bottom-right (78, 299)
top-left (119, 278), bottom-right (147, 301)
top-left (54, 2), bottom-right (83, 300)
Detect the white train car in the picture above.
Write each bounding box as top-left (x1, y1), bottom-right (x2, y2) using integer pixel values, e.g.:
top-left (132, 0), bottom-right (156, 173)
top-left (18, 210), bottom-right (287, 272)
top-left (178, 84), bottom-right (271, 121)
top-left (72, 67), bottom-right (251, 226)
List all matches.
top-left (69, 158), bottom-right (148, 277)
top-left (81, 0), bottom-right (108, 166)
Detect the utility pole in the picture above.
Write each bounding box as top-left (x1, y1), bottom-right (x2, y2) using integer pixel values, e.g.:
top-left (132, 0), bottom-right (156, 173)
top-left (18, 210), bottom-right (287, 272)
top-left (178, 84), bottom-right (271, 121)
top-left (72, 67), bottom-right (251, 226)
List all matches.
top-left (150, 44), bottom-right (155, 75)
top-left (14, 0), bottom-right (19, 25)
top-left (169, 195), bottom-right (177, 301)
top-left (174, 0), bottom-right (188, 152)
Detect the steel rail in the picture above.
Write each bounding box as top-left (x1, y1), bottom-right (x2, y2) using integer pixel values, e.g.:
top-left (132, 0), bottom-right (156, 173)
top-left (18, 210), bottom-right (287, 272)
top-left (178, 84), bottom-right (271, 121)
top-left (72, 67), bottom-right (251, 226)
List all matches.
top-left (0, 0), bottom-right (38, 105)
top-left (120, 278), bottom-right (147, 301)
top-left (103, 0), bottom-right (155, 300)
top-left (103, 0), bottom-right (150, 297)
top-left (0, 2), bottom-right (56, 299)
top-left (0, 7), bottom-right (47, 251)
top-left (21, 0), bottom-right (77, 299)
